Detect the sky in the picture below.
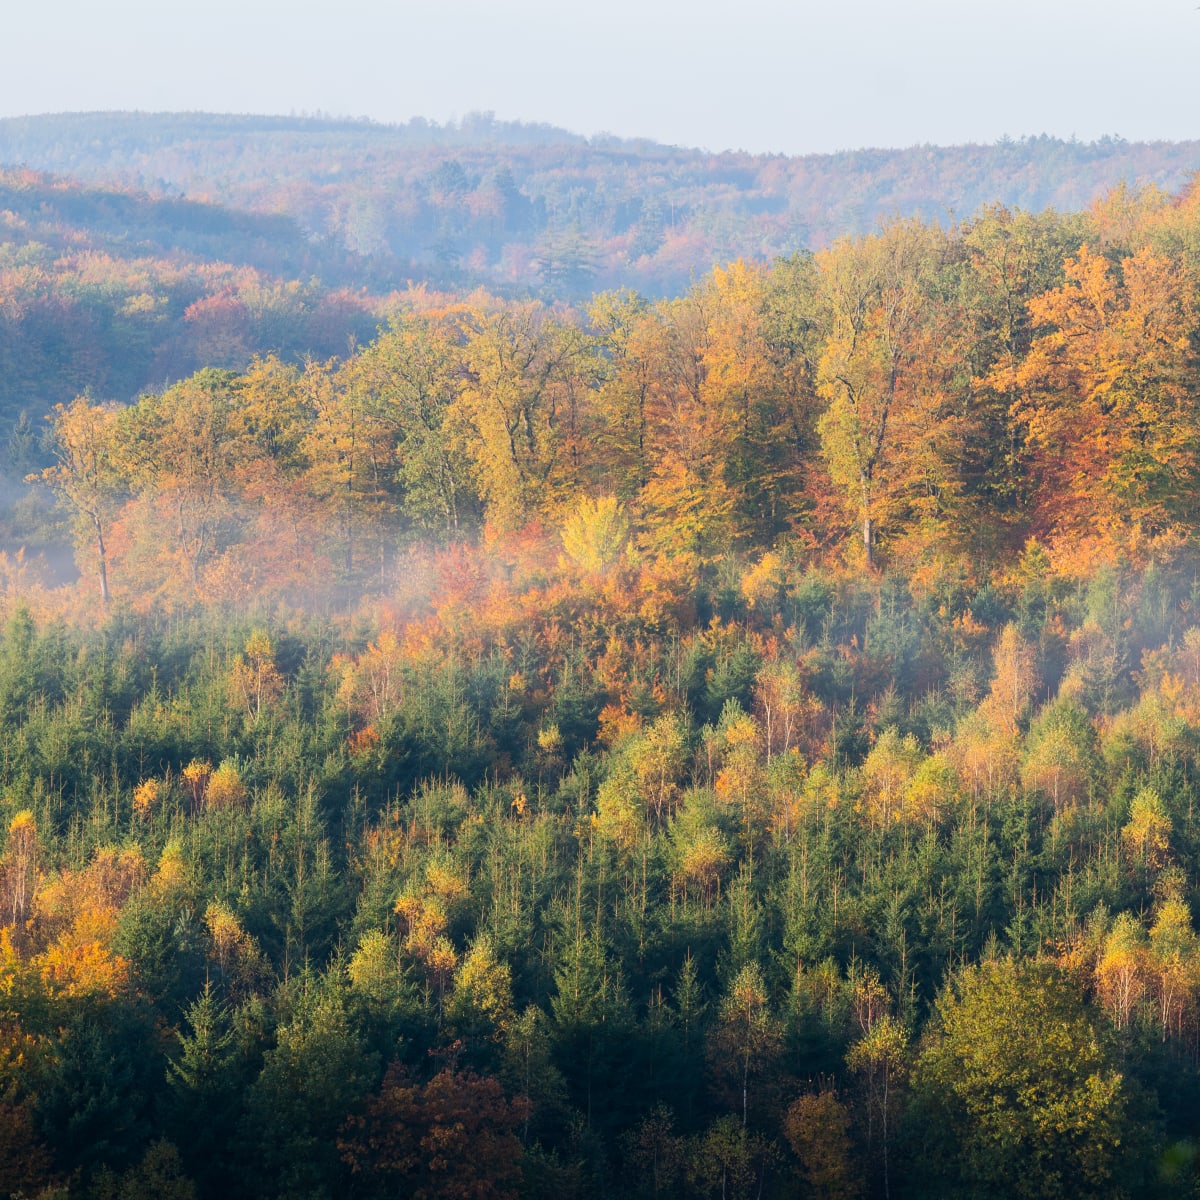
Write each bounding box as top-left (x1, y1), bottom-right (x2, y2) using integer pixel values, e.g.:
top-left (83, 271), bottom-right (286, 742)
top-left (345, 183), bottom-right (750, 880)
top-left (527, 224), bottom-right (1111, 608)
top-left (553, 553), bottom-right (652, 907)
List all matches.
top-left (3, 0), bottom-right (1199, 155)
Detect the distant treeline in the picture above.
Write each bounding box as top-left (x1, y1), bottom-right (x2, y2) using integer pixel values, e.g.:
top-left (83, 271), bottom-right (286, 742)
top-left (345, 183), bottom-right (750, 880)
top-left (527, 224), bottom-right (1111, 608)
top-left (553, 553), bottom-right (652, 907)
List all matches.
top-left (3, 111), bottom-right (1199, 299)
top-left (0, 168), bottom-right (389, 441)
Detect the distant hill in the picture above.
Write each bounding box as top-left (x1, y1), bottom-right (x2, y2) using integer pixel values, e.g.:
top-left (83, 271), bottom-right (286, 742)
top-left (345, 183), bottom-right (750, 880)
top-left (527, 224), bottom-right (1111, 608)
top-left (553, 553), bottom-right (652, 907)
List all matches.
top-left (1, 112), bottom-right (1199, 457)
top-left (0, 168), bottom-right (386, 429)
top-left (0, 165), bottom-right (355, 283)
top-left (3, 112), bottom-right (1198, 297)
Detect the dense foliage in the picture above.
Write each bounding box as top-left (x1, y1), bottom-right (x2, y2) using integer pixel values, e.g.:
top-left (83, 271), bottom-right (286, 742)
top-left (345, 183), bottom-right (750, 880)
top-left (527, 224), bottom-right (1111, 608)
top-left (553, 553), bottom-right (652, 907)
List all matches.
top-left (6, 172), bottom-right (1200, 1197)
top-left (4, 112), bottom-right (1199, 299)
top-left (0, 169), bottom-right (386, 436)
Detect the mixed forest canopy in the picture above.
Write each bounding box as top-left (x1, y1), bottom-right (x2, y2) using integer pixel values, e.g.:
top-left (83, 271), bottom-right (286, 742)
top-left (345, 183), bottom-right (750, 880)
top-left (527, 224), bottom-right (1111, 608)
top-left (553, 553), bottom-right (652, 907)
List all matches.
top-left (1, 113), bottom-right (1198, 482)
top-left (4, 112), bottom-right (1200, 300)
top-left (5, 119), bottom-right (1200, 1198)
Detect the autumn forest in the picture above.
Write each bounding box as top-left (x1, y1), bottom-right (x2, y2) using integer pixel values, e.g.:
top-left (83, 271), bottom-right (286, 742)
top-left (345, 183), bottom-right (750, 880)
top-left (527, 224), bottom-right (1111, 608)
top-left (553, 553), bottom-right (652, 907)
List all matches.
top-left (4, 121), bottom-right (1200, 1200)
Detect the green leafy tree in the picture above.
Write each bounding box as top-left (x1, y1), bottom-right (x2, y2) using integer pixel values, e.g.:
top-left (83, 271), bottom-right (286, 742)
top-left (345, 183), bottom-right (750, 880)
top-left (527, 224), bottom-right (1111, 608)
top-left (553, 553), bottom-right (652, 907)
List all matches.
top-left (349, 314), bottom-right (474, 535)
top-left (117, 368), bottom-right (254, 598)
top-left (846, 1014), bottom-right (907, 1200)
top-left (687, 1115), bottom-right (779, 1200)
top-left (705, 962), bottom-right (782, 1128)
top-left (89, 1140), bottom-right (196, 1200)
top-left (913, 958), bottom-right (1148, 1199)
top-left (816, 221), bottom-right (961, 565)
top-left (240, 981), bottom-right (377, 1200)
top-left (456, 302), bottom-right (592, 530)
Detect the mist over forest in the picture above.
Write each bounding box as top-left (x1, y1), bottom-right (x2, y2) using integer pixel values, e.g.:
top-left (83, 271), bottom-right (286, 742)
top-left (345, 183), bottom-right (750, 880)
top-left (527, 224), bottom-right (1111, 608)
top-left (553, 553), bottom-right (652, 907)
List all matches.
top-left (3, 113), bottom-right (1200, 1199)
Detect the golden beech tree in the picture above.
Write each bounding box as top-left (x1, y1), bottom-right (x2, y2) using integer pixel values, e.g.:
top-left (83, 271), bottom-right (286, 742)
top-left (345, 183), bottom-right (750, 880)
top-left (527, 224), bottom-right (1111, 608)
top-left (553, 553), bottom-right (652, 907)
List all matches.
top-left (236, 353), bottom-right (310, 473)
top-left (229, 354), bottom-right (332, 597)
top-left (347, 314), bottom-right (471, 534)
top-left (816, 221), bottom-right (966, 565)
top-left (132, 778), bottom-right (163, 820)
top-left (559, 494), bottom-right (630, 576)
top-left (35, 396), bottom-right (125, 603)
top-left (957, 205), bottom-right (1087, 549)
top-left (757, 252), bottom-right (825, 522)
top-left (698, 261), bottom-right (812, 542)
top-left (116, 369), bottom-right (255, 600)
top-left (455, 302), bottom-right (593, 531)
top-left (35, 907), bottom-right (131, 1001)
top-left (638, 453), bottom-right (735, 567)
top-left (589, 288), bottom-right (658, 497)
top-left (301, 357), bottom-right (399, 584)
top-left (674, 823), bottom-right (732, 910)
top-left (633, 287), bottom-right (742, 560)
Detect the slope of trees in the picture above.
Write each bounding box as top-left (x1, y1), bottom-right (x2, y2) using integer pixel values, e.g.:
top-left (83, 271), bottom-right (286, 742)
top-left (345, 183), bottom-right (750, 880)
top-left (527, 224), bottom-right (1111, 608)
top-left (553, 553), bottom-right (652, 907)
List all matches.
top-left (22, 179), bottom-right (1200, 607)
top-left (2, 533), bottom-right (1200, 1197)
top-left (3, 112), bottom-right (1199, 299)
top-left (6, 180), bottom-right (1200, 1196)
top-left (0, 169), bottom-right (388, 427)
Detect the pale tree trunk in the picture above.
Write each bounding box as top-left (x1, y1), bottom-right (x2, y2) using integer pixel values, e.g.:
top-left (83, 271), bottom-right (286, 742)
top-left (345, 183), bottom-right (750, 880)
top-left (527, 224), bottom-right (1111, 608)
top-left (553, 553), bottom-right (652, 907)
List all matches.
top-left (860, 468), bottom-right (874, 568)
top-left (92, 514), bottom-right (110, 604)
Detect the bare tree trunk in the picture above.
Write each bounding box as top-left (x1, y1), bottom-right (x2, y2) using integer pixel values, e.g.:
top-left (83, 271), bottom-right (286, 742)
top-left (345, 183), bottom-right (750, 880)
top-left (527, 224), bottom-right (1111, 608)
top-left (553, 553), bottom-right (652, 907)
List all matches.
top-left (95, 522), bottom-right (110, 605)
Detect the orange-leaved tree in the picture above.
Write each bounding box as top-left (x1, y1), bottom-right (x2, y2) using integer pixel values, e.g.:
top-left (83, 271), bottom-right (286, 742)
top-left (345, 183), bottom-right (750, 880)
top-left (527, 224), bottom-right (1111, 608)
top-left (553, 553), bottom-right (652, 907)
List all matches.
top-left (340, 1064), bottom-right (528, 1199)
top-left (1005, 244), bottom-right (1199, 555)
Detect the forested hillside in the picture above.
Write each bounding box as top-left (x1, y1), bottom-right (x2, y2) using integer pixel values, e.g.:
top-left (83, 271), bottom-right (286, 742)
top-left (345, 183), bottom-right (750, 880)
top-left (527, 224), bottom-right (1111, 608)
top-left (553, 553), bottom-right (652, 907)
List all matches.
top-left (6, 170), bottom-right (1200, 1198)
top-left (3, 113), bottom-right (1198, 477)
top-left (4, 111), bottom-right (1199, 297)
top-left (0, 169), bottom-right (389, 437)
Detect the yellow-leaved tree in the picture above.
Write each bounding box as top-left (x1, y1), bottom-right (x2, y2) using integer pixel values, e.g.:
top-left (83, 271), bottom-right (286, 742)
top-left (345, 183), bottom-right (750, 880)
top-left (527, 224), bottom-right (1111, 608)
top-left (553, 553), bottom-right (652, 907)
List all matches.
top-left (817, 221), bottom-right (969, 565)
top-left (35, 397), bottom-right (125, 603)
top-left (560, 494), bottom-right (629, 576)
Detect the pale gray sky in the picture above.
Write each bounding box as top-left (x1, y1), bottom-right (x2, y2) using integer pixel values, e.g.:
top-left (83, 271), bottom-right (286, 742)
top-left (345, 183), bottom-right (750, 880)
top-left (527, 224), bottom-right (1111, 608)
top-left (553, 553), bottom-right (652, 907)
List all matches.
top-left (3, 0), bottom-right (1198, 153)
